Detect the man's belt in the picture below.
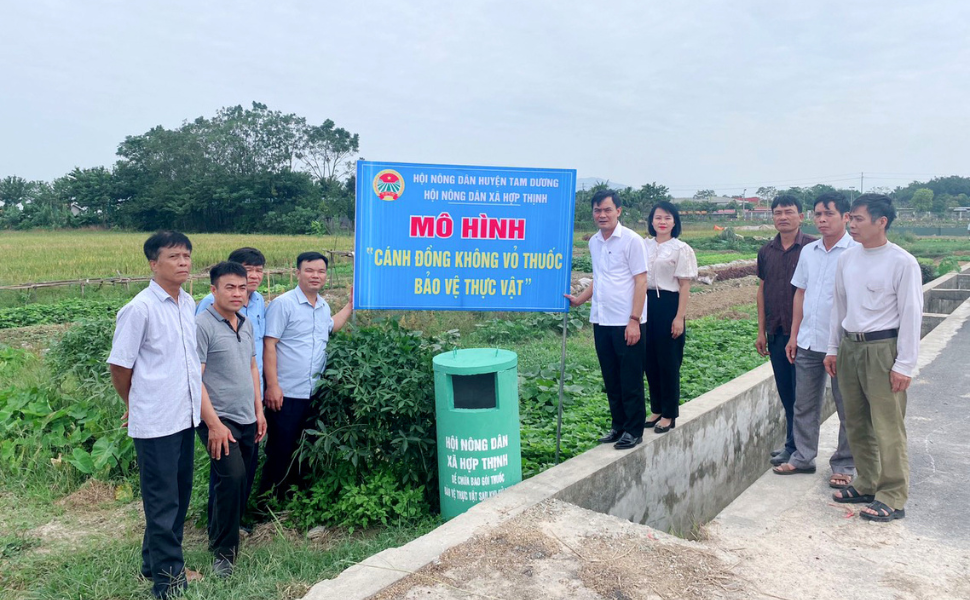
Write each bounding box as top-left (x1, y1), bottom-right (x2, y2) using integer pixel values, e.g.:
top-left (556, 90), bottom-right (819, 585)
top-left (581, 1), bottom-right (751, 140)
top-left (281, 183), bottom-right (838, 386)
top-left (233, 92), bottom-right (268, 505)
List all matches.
top-left (843, 328), bottom-right (898, 342)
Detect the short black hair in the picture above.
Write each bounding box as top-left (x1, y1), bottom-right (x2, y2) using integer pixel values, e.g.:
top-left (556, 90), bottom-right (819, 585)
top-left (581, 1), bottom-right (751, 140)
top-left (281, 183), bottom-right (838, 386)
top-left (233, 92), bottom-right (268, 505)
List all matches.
top-left (647, 201), bottom-right (683, 238)
top-left (296, 251), bottom-right (328, 269)
top-left (814, 192), bottom-right (850, 215)
top-left (591, 189), bottom-right (622, 209)
top-left (144, 231), bottom-right (192, 261)
top-left (771, 194), bottom-right (802, 213)
top-left (851, 193), bottom-right (897, 230)
top-left (209, 261), bottom-right (248, 286)
top-left (227, 247), bottom-right (265, 267)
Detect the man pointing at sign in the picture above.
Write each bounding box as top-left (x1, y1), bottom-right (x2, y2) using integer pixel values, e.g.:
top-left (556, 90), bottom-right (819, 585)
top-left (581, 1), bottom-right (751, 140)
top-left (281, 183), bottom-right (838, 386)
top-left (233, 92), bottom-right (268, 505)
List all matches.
top-left (566, 189), bottom-right (648, 450)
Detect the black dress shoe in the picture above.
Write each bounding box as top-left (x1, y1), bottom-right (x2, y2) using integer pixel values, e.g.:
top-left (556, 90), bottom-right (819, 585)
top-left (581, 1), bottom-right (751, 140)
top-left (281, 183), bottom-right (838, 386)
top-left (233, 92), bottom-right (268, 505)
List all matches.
top-left (645, 415), bottom-right (662, 428)
top-left (654, 418), bottom-right (676, 433)
top-left (613, 432), bottom-right (642, 450)
top-left (598, 429), bottom-right (622, 444)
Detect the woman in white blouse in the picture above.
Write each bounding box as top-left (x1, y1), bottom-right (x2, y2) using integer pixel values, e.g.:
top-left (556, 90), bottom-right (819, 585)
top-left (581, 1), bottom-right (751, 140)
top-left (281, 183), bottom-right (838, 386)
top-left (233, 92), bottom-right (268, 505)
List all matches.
top-left (643, 201), bottom-right (698, 433)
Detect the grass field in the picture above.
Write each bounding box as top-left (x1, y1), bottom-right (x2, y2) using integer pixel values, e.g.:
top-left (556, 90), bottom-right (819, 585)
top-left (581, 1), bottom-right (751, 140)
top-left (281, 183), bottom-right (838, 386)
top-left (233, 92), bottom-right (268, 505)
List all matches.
top-left (0, 230), bottom-right (354, 286)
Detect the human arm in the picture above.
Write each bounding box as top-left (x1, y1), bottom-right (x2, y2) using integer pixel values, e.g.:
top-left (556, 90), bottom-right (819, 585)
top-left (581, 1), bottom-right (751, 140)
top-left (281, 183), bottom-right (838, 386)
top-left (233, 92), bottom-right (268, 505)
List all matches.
top-left (199, 363), bottom-right (236, 459)
top-left (671, 244), bottom-right (697, 339)
top-left (889, 258), bottom-right (924, 389)
top-left (564, 281), bottom-right (593, 307)
top-left (825, 256), bottom-right (849, 378)
top-left (263, 336), bottom-right (283, 411)
top-left (756, 280), bottom-right (768, 356)
top-left (625, 272), bottom-right (646, 345)
top-left (786, 288), bottom-right (806, 363)
top-left (252, 357), bottom-right (266, 442)
top-left (107, 302), bottom-right (148, 428)
top-left (332, 286), bottom-right (354, 334)
top-left (672, 278), bottom-right (690, 338)
top-left (109, 365), bottom-right (133, 427)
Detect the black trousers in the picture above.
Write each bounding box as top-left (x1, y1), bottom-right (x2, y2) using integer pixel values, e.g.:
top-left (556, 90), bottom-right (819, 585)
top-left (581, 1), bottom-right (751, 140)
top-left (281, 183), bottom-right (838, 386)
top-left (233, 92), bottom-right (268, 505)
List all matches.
top-left (257, 396), bottom-right (313, 501)
top-left (197, 419), bottom-right (257, 562)
top-left (643, 290), bottom-right (686, 419)
top-left (206, 437), bottom-right (259, 529)
top-left (593, 323), bottom-right (647, 438)
top-left (767, 328), bottom-right (797, 455)
top-left (134, 427), bottom-right (195, 599)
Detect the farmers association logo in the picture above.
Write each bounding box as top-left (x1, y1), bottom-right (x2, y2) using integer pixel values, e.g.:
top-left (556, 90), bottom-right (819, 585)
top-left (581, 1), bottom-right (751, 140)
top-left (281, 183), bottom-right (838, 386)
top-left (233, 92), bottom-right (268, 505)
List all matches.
top-left (373, 169), bottom-right (404, 201)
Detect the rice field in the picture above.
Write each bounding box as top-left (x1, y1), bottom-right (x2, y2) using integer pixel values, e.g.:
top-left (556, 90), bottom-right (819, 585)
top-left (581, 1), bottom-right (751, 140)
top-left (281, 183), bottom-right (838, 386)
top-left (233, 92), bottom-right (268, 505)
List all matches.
top-left (0, 230), bottom-right (354, 286)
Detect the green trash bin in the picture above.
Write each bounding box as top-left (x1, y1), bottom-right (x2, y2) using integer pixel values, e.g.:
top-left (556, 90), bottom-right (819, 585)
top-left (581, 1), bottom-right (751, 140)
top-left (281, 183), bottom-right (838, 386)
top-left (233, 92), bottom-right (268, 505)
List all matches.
top-left (433, 348), bottom-right (522, 520)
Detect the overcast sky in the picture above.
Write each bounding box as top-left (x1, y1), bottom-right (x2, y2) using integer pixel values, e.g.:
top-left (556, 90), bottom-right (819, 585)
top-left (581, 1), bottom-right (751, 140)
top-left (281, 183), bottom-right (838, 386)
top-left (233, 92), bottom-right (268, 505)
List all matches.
top-left (2, 1), bottom-right (968, 197)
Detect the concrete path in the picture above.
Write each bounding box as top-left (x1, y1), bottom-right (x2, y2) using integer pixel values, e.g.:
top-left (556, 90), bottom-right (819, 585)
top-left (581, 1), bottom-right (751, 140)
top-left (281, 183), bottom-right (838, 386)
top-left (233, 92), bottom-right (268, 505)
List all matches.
top-left (709, 308), bottom-right (970, 600)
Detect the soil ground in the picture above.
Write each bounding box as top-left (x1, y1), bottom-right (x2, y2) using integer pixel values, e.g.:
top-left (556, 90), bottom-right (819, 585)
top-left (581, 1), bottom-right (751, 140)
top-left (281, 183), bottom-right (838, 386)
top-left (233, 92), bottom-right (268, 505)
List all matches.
top-left (370, 500), bottom-right (746, 600)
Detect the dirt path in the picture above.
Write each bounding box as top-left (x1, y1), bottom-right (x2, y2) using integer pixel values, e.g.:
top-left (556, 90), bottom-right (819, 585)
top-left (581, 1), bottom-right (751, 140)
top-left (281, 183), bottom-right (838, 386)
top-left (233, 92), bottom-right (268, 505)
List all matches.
top-left (370, 500), bottom-right (746, 600)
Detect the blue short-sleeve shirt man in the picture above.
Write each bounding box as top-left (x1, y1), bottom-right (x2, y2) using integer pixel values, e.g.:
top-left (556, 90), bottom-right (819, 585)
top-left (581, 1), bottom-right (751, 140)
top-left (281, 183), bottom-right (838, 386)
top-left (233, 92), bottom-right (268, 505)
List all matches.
top-left (264, 286), bottom-right (333, 399)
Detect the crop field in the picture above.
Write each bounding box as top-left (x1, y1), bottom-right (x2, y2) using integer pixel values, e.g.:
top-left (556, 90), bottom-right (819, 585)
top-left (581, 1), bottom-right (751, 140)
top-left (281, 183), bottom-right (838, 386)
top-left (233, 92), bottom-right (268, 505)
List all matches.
top-left (0, 230), bottom-right (354, 286)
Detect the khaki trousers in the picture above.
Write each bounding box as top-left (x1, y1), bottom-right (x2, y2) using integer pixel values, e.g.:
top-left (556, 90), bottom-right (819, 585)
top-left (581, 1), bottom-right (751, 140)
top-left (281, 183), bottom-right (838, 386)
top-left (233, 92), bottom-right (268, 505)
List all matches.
top-left (836, 337), bottom-right (909, 509)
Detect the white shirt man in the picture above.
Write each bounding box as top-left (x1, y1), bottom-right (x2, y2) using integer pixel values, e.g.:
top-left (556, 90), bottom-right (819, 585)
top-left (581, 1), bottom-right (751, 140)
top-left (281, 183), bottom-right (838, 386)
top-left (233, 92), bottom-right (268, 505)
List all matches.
top-left (774, 194), bottom-right (858, 485)
top-left (825, 195), bottom-right (922, 523)
top-left (107, 231), bottom-right (202, 597)
top-left (566, 190), bottom-right (647, 450)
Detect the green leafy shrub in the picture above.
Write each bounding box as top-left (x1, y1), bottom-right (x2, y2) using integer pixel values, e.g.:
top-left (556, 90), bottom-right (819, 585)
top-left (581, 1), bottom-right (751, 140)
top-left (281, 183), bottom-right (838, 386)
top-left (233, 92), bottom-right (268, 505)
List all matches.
top-left (288, 464), bottom-right (428, 532)
top-left (0, 298), bottom-right (125, 330)
top-left (917, 259), bottom-right (936, 284)
top-left (518, 362), bottom-right (599, 414)
top-left (292, 319), bottom-right (455, 527)
top-left (47, 318), bottom-right (115, 387)
top-left (473, 305), bottom-right (588, 345)
top-left (571, 255), bottom-right (592, 272)
top-left (0, 384), bottom-right (134, 480)
top-left (10, 318), bottom-right (137, 481)
top-left (691, 229), bottom-right (765, 253)
top-left (937, 256), bottom-right (960, 277)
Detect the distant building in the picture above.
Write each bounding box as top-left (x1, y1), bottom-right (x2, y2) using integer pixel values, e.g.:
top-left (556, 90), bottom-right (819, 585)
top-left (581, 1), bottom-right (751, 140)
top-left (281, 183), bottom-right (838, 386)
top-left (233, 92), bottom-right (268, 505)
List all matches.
top-left (950, 207), bottom-right (970, 221)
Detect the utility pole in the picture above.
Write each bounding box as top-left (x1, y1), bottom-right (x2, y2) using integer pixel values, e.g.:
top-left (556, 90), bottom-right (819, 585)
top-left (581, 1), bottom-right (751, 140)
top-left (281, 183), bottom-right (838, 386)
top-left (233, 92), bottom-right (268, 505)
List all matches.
top-left (860, 172), bottom-right (864, 194)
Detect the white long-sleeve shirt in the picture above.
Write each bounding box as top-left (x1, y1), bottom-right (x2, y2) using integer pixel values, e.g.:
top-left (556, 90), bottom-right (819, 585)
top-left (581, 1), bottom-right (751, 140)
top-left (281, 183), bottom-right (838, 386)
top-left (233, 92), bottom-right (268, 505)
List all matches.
top-left (826, 242), bottom-right (923, 377)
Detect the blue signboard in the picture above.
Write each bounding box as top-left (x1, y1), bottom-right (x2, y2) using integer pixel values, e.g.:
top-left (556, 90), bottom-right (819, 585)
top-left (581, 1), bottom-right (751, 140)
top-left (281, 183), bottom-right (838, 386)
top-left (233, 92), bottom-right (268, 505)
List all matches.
top-left (354, 161), bottom-right (576, 312)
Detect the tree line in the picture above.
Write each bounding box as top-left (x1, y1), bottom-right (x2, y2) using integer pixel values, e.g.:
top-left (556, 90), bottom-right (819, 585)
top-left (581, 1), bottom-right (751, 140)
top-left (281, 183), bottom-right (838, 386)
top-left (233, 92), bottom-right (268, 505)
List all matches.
top-left (2, 102), bottom-right (968, 232)
top-left (0, 102), bottom-right (358, 234)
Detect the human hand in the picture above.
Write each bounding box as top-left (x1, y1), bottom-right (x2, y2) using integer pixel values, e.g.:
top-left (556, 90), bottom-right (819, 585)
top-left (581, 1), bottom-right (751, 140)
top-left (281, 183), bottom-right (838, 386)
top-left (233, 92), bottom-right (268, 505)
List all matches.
top-left (625, 321), bottom-right (641, 345)
top-left (823, 355), bottom-right (837, 378)
top-left (756, 332), bottom-right (768, 357)
top-left (890, 371), bottom-right (912, 393)
top-left (255, 408), bottom-right (267, 443)
top-left (563, 293), bottom-right (583, 308)
top-left (207, 420), bottom-right (236, 460)
top-left (265, 384), bottom-right (284, 411)
top-left (671, 317), bottom-right (685, 339)
top-left (785, 338), bottom-right (797, 364)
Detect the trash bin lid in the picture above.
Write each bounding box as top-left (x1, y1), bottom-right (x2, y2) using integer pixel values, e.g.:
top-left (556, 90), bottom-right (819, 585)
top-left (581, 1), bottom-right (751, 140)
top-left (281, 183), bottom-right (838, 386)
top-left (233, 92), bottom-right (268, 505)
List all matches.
top-left (433, 348), bottom-right (517, 375)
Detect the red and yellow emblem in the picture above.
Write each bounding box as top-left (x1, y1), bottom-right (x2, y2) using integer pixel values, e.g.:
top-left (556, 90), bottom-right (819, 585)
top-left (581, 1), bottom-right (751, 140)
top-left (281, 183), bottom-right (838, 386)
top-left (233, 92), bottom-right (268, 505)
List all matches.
top-left (373, 169), bottom-right (405, 201)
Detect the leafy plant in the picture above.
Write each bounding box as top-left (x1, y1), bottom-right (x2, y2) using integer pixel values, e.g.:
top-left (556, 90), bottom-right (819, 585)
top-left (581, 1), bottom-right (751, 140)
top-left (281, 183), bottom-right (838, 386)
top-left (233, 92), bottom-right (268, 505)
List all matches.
top-left (0, 298), bottom-right (125, 330)
top-left (571, 255), bottom-right (592, 272)
top-left (47, 317), bottom-right (115, 387)
top-left (293, 319), bottom-right (455, 527)
top-left (473, 305), bottom-right (588, 344)
top-left (288, 464), bottom-right (428, 532)
top-left (937, 256), bottom-right (960, 277)
top-left (917, 259), bottom-right (936, 284)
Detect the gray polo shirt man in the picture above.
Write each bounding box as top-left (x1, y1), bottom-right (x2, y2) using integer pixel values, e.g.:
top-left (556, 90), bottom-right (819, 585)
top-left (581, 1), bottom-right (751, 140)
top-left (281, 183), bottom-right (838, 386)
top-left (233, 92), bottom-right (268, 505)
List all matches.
top-left (196, 307), bottom-right (257, 425)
